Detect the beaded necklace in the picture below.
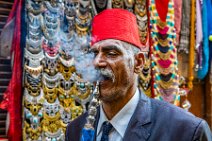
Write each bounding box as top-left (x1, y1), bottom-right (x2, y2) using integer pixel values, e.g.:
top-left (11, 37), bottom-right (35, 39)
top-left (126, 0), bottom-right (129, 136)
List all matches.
top-left (134, 0), bottom-right (149, 49)
top-left (149, 0), bottom-right (179, 104)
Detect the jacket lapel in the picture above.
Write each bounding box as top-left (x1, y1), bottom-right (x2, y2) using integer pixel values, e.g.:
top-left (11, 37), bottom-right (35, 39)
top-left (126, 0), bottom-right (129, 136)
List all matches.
top-left (93, 90), bottom-right (152, 141)
top-left (123, 91), bottom-right (152, 141)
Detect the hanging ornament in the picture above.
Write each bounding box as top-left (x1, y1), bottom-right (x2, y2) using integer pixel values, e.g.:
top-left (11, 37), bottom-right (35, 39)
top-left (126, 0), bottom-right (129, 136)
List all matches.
top-left (149, 0), bottom-right (179, 104)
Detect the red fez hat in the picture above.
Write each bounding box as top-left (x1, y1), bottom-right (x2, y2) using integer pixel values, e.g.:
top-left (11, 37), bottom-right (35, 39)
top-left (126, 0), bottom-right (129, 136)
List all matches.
top-left (91, 9), bottom-right (142, 49)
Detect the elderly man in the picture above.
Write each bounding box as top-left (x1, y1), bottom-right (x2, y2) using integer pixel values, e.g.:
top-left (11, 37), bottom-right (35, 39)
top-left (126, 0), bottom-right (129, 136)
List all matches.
top-left (66, 9), bottom-right (212, 141)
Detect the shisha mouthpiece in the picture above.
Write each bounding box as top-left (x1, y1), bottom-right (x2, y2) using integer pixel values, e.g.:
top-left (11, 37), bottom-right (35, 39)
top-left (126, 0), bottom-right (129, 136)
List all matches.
top-left (81, 81), bottom-right (100, 141)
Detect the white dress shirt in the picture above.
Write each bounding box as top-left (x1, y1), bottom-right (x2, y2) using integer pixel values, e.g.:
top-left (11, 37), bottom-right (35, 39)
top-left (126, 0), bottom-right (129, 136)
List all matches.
top-left (96, 88), bottom-right (140, 141)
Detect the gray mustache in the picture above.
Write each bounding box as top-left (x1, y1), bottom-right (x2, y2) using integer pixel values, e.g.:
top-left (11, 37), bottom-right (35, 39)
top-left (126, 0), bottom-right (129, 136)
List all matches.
top-left (97, 68), bottom-right (115, 82)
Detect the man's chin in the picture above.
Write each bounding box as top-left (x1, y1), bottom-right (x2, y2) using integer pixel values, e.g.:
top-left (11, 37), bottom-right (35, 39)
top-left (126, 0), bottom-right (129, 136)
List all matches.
top-left (99, 79), bottom-right (115, 96)
top-left (99, 92), bottom-right (115, 103)
top-left (99, 82), bottom-right (112, 92)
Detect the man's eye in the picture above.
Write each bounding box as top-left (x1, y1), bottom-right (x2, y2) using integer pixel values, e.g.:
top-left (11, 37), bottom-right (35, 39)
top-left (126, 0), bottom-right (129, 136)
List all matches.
top-left (107, 51), bottom-right (117, 56)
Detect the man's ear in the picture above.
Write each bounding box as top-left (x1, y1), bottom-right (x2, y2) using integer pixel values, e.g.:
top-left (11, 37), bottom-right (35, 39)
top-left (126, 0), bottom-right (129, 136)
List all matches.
top-left (134, 52), bottom-right (145, 74)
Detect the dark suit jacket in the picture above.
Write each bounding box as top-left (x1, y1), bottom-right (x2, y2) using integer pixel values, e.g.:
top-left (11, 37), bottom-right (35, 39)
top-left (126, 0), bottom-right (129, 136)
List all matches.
top-left (66, 92), bottom-right (212, 141)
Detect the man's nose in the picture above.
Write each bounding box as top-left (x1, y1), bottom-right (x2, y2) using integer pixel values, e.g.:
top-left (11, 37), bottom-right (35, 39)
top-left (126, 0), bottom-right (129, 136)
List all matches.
top-left (93, 53), bottom-right (107, 68)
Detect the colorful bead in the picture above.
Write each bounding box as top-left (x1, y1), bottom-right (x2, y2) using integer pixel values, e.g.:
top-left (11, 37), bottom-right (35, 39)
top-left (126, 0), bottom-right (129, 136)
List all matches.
top-left (209, 35), bottom-right (212, 41)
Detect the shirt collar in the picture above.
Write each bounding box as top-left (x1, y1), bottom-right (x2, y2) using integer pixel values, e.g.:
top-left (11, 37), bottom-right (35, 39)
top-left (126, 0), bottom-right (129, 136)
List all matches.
top-left (97, 88), bottom-right (140, 138)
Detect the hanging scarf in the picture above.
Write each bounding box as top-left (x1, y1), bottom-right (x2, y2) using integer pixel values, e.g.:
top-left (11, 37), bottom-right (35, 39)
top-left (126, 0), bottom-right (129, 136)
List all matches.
top-left (173, 0), bottom-right (182, 46)
top-left (197, 0), bottom-right (209, 79)
top-left (0, 0), bottom-right (23, 140)
top-left (196, 0), bottom-right (203, 70)
top-left (196, 0), bottom-right (203, 49)
top-left (210, 0), bottom-right (212, 64)
top-left (178, 0), bottom-right (191, 53)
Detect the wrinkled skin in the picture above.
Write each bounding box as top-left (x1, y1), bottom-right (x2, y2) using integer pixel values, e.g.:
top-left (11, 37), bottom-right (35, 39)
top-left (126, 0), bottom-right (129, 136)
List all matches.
top-left (91, 39), bottom-right (144, 119)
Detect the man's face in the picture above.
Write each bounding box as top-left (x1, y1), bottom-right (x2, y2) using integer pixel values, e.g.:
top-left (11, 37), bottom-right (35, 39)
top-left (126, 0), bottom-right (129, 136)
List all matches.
top-left (91, 39), bottom-right (137, 103)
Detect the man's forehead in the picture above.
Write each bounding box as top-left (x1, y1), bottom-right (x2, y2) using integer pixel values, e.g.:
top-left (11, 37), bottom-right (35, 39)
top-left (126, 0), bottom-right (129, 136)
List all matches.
top-left (91, 39), bottom-right (124, 49)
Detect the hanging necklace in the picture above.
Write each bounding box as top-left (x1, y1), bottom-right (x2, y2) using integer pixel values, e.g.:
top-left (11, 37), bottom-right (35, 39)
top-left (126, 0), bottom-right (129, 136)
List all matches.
top-left (134, 0), bottom-right (149, 46)
top-left (150, 0), bottom-right (179, 104)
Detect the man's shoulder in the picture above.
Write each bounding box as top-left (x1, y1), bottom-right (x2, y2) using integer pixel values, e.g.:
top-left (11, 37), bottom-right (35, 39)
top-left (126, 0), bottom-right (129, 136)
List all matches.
top-left (150, 98), bottom-right (203, 126)
top-left (147, 99), bottom-right (212, 141)
top-left (138, 91), bottom-right (202, 127)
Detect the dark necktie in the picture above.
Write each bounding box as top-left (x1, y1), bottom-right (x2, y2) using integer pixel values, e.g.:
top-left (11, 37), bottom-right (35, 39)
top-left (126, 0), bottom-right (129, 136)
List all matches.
top-left (100, 121), bottom-right (113, 141)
